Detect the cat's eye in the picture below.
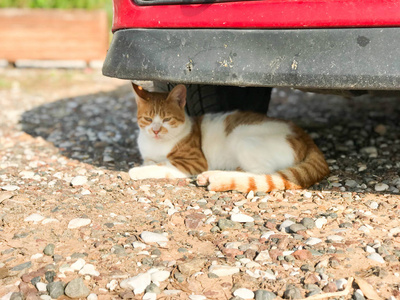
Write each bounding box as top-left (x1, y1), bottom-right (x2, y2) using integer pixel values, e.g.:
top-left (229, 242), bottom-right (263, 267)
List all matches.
top-left (163, 117), bottom-right (171, 122)
top-left (144, 117), bottom-right (152, 122)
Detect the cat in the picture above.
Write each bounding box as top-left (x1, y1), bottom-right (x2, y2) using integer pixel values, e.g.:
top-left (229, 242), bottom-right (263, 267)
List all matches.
top-left (128, 83), bottom-right (330, 193)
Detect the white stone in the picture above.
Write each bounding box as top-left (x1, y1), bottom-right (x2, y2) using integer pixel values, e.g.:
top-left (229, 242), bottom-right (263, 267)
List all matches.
top-left (260, 231), bottom-right (275, 240)
top-left (374, 183), bottom-right (389, 192)
top-left (120, 273), bottom-right (151, 294)
top-left (81, 189), bottom-right (91, 195)
top-left (79, 264), bottom-right (100, 276)
top-left (189, 295), bottom-right (206, 300)
top-left (260, 270), bottom-right (276, 280)
top-left (40, 296), bottom-right (51, 300)
top-left (68, 218), bottom-right (91, 229)
top-left (142, 293), bottom-right (157, 300)
top-left (246, 190), bottom-right (255, 199)
top-left (225, 242), bottom-right (242, 249)
top-left (1, 185), bottom-right (19, 191)
top-left (19, 171), bottom-right (35, 179)
top-left (365, 246), bottom-right (376, 253)
top-left (208, 265), bottom-right (240, 277)
top-left (164, 290), bottom-right (181, 296)
top-left (71, 258), bottom-right (86, 271)
top-left (42, 218), bottom-right (59, 224)
top-left (315, 217), bottom-right (327, 229)
top-left (36, 282), bottom-right (47, 292)
top-left (231, 213), bottom-right (254, 223)
top-left (70, 175), bottom-right (88, 186)
top-left (87, 293), bottom-right (98, 300)
top-left (367, 253), bottom-right (385, 264)
top-left (132, 241), bottom-right (147, 249)
top-left (0, 292), bottom-right (13, 300)
top-left (335, 278), bottom-right (348, 290)
top-left (305, 237), bottom-right (322, 246)
top-left (389, 227), bottom-right (400, 235)
top-left (358, 225), bottom-right (370, 233)
top-left (279, 220), bottom-right (295, 232)
top-left (327, 235), bottom-right (344, 242)
top-left (106, 279), bottom-right (118, 291)
top-left (31, 253), bottom-right (44, 260)
top-left (233, 288), bottom-right (254, 299)
top-left (24, 213), bottom-right (45, 223)
top-left (369, 201), bottom-right (379, 209)
top-left (151, 270), bottom-right (170, 283)
top-left (141, 231), bottom-right (168, 244)
top-left (254, 250), bottom-right (270, 261)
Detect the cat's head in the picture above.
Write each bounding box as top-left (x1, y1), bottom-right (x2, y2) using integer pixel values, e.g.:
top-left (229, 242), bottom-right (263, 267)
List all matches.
top-left (132, 83), bottom-right (187, 140)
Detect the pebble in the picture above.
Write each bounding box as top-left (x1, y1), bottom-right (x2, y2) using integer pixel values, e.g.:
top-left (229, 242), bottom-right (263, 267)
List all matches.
top-left (305, 237), bottom-right (322, 246)
top-left (64, 278), bottom-right (90, 298)
top-left (11, 261), bottom-right (32, 271)
top-left (283, 285), bottom-right (302, 299)
top-left (326, 235), bottom-right (344, 242)
top-left (79, 264), bottom-right (100, 276)
top-left (143, 293), bottom-right (157, 300)
top-left (335, 278), bottom-right (347, 290)
top-left (141, 231), bottom-right (168, 244)
top-left (279, 220), bottom-right (295, 232)
top-left (36, 282), bottom-right (47, 292)
top-left (24, 213), bottom-right (45, 223)
top-left (367, 253), bottom-right (385, 264)
top-left (145, 283), bottom-right (161, 295)
top-left (1, 185), bottom-right (19, 191)
top-left (374, 183), bottom-right (389, 192)
top-left (70, 175), bottom-right (88, 186)
top-left (345, 179), bottom-right (358, 188)
top-left (365, 246), bottom-right (375, 253)
top-left (255, 290), bottom-right (276, 300)
top-left (289, 223), bottom-right (307, 233)
top-left (87, 294), bottom-right (98, 300)
top-left (71, 258), bottom-right (86, 271)
top-left (233, 288), bottom-right (254, 299)
top-left (218, 219), bottom-right (242, 230)
top-left (254, 250), bottom-right (271, 261)
top-left (231, 213), bottom-right (254, 223)
top-left (369, 201), bottom-right (379, 210)
top-left (43, 244), bottom-right (55, 256)
top-left (120, 273), bottom-right (151, 294)
top-left (208, 265), bottom-right (240, 277)
top-left (300, 217), bottom-right (315, 229)
top-left (353, 289), bottom-right (366, 300)
top-left (150, 270), bottom-right (170, 283)
top-left (68, 218), bottom-right (91, 229)
top-left (106, 279), bottom-right (118, 291)
top-left (315, 217), bottom-right (327, 229)
top-left (47, 281), bottom-right (65, 299)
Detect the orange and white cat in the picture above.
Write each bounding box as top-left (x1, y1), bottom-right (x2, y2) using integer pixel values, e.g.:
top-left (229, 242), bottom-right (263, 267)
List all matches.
top-left (129, 83), bottom-right (329, 193)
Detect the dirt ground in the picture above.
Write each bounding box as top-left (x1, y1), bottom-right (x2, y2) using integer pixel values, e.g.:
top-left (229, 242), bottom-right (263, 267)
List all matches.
top-left (0, 69), bottom-right (399, 300)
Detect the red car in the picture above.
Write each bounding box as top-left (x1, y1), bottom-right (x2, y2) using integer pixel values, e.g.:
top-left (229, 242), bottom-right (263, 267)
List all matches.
top-left (103, 0), bottom-right (400, 115)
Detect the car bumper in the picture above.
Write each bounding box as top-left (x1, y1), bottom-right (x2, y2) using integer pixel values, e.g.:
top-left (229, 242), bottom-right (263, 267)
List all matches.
top-left (103, 28), bottom-right (400, 90)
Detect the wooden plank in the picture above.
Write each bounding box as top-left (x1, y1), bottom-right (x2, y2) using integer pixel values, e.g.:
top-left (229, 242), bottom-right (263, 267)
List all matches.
top-left (0, 9), bottom-right (109, 61)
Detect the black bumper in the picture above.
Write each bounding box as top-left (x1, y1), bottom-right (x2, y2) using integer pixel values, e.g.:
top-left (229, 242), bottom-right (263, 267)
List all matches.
top-left (103, 28), bottom-right (400, 90)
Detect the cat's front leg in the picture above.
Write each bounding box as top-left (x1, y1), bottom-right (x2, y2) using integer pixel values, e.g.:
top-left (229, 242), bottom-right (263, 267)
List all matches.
top-left (129, 162), bottom-right (188, 180)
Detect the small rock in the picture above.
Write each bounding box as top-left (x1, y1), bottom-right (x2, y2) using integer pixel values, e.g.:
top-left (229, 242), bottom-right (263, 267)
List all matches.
top-left (289, 223), bottom-right (307, 233)
top-left (367, 253), bottom-right (385, 264)
top-left (323, 282), bottom-right (337, 293)
top-left (143, 292), bottom-right (157, 300)
top-left (300, 217), bottom-right (315, 229)
top-left (254, 250), bottom-right (271, 261)
top-left (326, 235), bottom-right (344, 242)
top-left (315, 217), bottom-right (327, 229)
top-left (178, 259), bottom-right (207, 275)
top-left (11, 261), bottom-right (32, 271)
top-left (141, 231), bottom-right (168, 244)
top-left (87, 293), bottom-right (98, 300)
top-left (218, 219), bottom-right (242, 230)
top-left (68, 218), bottom-right (91, 229)
top-left (369, 201), bottom-right (379, 210)
top-left (279, 220), bottom-right (295, 232)
top-left (24, 213), bottom-right (45, 223)
top-left (120, 273), bottom-right (151, 294)
top-left (208, 265), bottom-right (240, 277)
top-left (36, 282), bottom-right (47, 292)
top-left (305, 237), bottom-right (322, 246)
top-left (78, 264), bottom-right (100, 276)
top-left (233, 288), bottom-right (254, 299)
top-left (145, 283), bottom-right (161, 295)
top-left (71, 258), bottom-right (86, 271)
top-left (255, 290), bottom-right (276, 300)
top-left (0, 267), bottom-right (9, 279)
top-left (231, 213), bottom-right (254, 223)
top-left (283, 284), bottom-right (302, 299)
top-left (43, 244), bottom-right (55, 256)
top-left (47, 281), bottom-right (65, 299)
top-left (45, 271), bottom-right (56, 283)
top-left (292, 249), bottom-right (312, 260)
top-left (374, 124), bottom-right (387, 135)
top-left (345, 180), bottom-right (358, 188)
top-left (70, 176), bottom-right (88, 186)
top-left (1, 185), bottom-right (19, 191)
top-left (10, 293), bottom-right (24, 300)
top-left (374, 183), bottom-right (389, 192)
top-left (174, 272), bottom-right (185, 282)
top-left (353, 289), bottom-right (366, 300)
top-left (150, 270), bottom-right (170, 283)
top-left (64, 278), bottom-right (90, 298)
top-left (360, 146), bottom-right (378, 157)
top-left (335, 278), bottom-right (347, 290)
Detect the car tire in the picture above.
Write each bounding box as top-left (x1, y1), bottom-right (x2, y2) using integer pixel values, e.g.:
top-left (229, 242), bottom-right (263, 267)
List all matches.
top-left (153, 82), bottom-right (272, 116)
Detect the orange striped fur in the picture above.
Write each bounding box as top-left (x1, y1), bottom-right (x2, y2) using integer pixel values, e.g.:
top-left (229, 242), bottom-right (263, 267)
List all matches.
top-left (131, 83), bottom-right (329, 193)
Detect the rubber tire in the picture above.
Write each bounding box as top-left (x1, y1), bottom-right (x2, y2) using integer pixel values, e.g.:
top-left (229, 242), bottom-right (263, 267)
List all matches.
top-left (153, 82), bottom-right (272, 116)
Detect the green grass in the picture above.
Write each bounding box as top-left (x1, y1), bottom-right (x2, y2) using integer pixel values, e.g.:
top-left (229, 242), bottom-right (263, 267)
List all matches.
top-left (0, 0), bottom-right (110, 9)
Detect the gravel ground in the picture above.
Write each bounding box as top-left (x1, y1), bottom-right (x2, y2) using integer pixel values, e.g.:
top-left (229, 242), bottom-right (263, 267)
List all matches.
top-left (0, 69), bottom-right (400, 300)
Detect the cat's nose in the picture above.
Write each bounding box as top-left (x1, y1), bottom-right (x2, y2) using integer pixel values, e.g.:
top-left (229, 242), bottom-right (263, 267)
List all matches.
top-left (152, 129), bottom-right (160, 135)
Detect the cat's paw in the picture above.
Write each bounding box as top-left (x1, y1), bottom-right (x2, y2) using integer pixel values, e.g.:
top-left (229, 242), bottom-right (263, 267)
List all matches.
top-left (197, 171), bottom-right (221, 187)
top-left (128, 166), bottom-right (154, 180)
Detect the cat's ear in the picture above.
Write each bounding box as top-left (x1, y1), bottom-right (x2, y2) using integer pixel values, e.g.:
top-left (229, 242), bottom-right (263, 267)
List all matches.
top-left (168, 84), bottom-right (187, 108)
top-left (132, 82), bottom-right (150, 102)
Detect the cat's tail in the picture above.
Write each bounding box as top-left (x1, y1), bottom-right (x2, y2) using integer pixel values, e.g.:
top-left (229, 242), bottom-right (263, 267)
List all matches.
top-left (197, 146), bottom-right (330, 193)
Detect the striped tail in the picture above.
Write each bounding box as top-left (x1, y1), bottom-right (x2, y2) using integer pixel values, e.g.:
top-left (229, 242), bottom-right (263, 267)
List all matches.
top-left (197, 146), bottom-right (330, 193)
